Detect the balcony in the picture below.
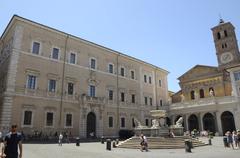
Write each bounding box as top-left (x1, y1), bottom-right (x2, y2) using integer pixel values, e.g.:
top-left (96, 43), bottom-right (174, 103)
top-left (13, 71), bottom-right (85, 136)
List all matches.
top-left (169, 96), bottom-right (238, 110)
top-left (82, 95), bottom-right (105, 105)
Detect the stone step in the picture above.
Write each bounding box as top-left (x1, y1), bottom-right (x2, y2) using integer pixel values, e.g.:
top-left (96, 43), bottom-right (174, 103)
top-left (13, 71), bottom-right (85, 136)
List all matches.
top-left (117, 136), bottom-right (207, 149)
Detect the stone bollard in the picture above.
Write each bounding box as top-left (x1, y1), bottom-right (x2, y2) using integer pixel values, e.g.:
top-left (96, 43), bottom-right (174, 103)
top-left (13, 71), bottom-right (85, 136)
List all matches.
top-left (106, 139), bottom-right (111, 150)
top-left (208, 138), bottom-right (212, 145)
top-left (112, 141), bottom-right (116, 148)
top-left (76, 137), bottom-right (80, 146)
top-left (184, 140), bottom-right (192, 153)
top-left (101, 136), bottom-right (104, 144)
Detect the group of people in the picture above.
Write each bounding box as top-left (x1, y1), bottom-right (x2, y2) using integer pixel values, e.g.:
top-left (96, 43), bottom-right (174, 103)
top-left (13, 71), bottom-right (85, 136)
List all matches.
top-left (0, 124), bottom-right (22, 158)
top-left (223, 130), bottom-right (240, 149)
top-left (58, 131), bottom-right (72, 146)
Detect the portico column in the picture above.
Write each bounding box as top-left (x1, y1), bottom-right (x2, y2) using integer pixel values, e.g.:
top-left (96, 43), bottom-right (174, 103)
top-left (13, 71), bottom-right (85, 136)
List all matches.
top-left (215, 111), bottom-right (223, 136)
top-left (171, 115), bottom-right (176, 125)
top-left (197, 113), bottom-right (203, 131)
top-left (200, 113), bottom-right (204, 131)
top-left (234, 108), bottom-right (240, 131)
top-left (184, 114), bottom-right (189, 131)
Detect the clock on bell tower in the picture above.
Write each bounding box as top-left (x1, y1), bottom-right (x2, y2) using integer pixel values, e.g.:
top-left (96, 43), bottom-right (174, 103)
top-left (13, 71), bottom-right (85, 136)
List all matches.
top-left (211, 19), bottom-right (240, 69)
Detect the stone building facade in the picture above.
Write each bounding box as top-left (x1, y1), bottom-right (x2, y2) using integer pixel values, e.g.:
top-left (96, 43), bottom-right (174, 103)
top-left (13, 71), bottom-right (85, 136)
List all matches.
top-left (0, 15), bottom-right (169, 138)
top-left (169, 19), bottom-right (240, 135)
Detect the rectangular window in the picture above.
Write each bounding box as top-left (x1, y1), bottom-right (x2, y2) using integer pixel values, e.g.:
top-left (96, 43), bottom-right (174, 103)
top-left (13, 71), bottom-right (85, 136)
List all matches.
top-left (90, 58), bottom-right (96, 69)
top-left (109, 116), bottom-right (113, 128)
top-left (46, 112), bottom-right (53, 126)
top-left (149, 76), bottom-right (152, 84)
top-left (121, 92), bottom-right (125, 102)
top-left (144, 97), bottom-right (148, 105)
top-left (120, 67), bottom-right (125, 77)
top-left (108, 64), bottom-right (113, 73)
top-left (132, 118), bottom-right (135, 127)
top-left (32, 42), bottom-right (40, 54)
top-left (23, 111), bottom-right (32, 125)
top-left (144, 75), bottom-right (147, 83)
top-left (52, 48), bottom-right (59, 60)
top-left (159, 80), bottom-right (162, 87)
top-left (27, 75), bottom-right (36, 89)
top-left (121, 117), bottom-right (125, 128)
top-left (108, 90), bottom-right (113, 100)
top-left (149, 97), bottom-right (153, 106)
top-left (70, 53), bottom-right (76, 64)
top-left (68, 82), bottom-right (74, 95)
top-left (89, 85), bottom-right (96, 97)
top-left (145, 119), bottom-right (149, 126)
top-left (160, 99), bottom-right (163, 106)
top-left (234, 72), bottom-right (240, 81)
top-left (131, 71), bottom-right (135, 79)
top-left (66, 114), bottom-right (72, 127)
top-left (131, 94), bottom-right (135, 103)
top-left (48, 79), bottom-right (56, 92)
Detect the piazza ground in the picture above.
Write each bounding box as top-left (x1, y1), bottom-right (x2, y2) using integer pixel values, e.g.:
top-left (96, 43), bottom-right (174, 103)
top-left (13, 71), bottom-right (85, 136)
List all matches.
top-left (23, 137), bottom-right (240, 158)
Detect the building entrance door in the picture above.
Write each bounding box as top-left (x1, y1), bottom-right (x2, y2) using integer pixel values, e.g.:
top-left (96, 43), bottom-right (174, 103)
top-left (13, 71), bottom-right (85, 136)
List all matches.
top-left (87, 112), bottom-right (96, 138)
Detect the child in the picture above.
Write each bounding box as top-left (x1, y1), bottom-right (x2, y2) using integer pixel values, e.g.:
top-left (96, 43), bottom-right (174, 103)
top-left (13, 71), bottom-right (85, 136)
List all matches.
top-left (0, 139), bottom-right (6, 158)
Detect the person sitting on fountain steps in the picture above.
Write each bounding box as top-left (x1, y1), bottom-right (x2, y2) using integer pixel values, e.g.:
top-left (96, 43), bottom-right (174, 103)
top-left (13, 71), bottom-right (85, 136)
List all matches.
top-left (140, 134), bottom-right (148, 152)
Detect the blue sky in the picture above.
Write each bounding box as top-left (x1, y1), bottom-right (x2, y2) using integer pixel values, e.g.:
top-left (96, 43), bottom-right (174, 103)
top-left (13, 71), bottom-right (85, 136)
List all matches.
top-left (1, 0), bottom-right (240, 92)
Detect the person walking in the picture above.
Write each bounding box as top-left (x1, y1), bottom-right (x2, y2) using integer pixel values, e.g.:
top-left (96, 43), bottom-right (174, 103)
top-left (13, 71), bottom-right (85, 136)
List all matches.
top-left (0, 138), bottom-right (6, 158)
top-left (226, 131), bottom-right (234, 149)
top-left (140, 134), bottom-right (148, 152)
top-left (58, 133), bottom-right (63, 146)
top-left (232, 131), bottom-right (238, 148)
top-left (3, 125), bottom-right (22, 158)
top-left (237, 130), bottom-right (240, 149)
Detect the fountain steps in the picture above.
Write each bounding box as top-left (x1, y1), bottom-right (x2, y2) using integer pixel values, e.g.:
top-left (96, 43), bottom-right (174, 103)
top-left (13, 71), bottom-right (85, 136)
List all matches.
top-left (117, 136), bottom-right (207, 149)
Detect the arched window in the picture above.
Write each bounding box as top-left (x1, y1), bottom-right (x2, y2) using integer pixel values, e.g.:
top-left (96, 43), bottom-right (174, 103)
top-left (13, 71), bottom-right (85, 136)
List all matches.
top-left (224, 30), bottom-right (228, 37)
top-left (217, 32), bottom-right (221, 39)
top-left (199, 89), bottom-right (204, 98)
top-left (190, 90), bottom-right (195, 100)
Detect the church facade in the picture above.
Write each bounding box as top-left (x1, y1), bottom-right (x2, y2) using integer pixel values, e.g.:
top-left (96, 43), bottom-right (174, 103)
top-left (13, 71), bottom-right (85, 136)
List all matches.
top-left (170, 19), bottom-right (240, 135)
top-left (0, 15), bottom-right (169, 137)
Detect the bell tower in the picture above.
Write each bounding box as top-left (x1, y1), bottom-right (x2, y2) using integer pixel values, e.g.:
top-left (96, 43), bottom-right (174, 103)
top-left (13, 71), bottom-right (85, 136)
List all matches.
top-left (211, 19), bottom-right (240, 69)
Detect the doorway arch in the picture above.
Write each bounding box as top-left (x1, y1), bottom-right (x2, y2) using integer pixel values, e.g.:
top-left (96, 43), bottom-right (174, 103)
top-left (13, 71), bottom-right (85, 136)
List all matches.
top-left (221, 111), bottom-right (236, 134)
top-left (87, 112), bottom-right (96, 138)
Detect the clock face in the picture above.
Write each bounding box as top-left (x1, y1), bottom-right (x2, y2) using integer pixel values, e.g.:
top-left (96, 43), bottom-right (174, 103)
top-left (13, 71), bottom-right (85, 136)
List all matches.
top-left (220, 52), bottom-right (233, 64)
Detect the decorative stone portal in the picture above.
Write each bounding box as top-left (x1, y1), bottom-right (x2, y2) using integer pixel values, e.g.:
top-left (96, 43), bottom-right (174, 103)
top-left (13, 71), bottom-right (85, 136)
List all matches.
top-left (86, 112), bottom-right (96, 138)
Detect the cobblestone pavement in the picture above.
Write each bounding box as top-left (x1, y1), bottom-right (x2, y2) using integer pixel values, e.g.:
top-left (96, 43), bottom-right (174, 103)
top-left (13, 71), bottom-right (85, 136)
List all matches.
top-left (23, 137), bottom-right (240, 158)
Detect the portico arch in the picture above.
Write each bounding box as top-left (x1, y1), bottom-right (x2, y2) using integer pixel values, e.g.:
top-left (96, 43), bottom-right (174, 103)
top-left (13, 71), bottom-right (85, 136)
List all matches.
top-left (203, 113), bottom-right (216, 133)
top-left (221, 111), bottom-right (236, 134)
top-left (166, 117), bottom-right (171, 126)
top-left (188, 114), bottom-right (199, 131)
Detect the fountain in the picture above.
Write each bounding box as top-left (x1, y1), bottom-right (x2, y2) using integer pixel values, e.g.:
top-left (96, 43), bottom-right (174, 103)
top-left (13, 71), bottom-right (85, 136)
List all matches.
top-left (134, 110), bottom-right (183, 137)
top-left (134, 110), bottom-right (169, 137)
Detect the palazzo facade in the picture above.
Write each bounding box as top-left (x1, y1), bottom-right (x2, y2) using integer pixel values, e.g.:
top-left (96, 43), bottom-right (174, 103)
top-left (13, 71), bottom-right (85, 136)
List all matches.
top-left (0, 15), bottom-right (169, 138)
